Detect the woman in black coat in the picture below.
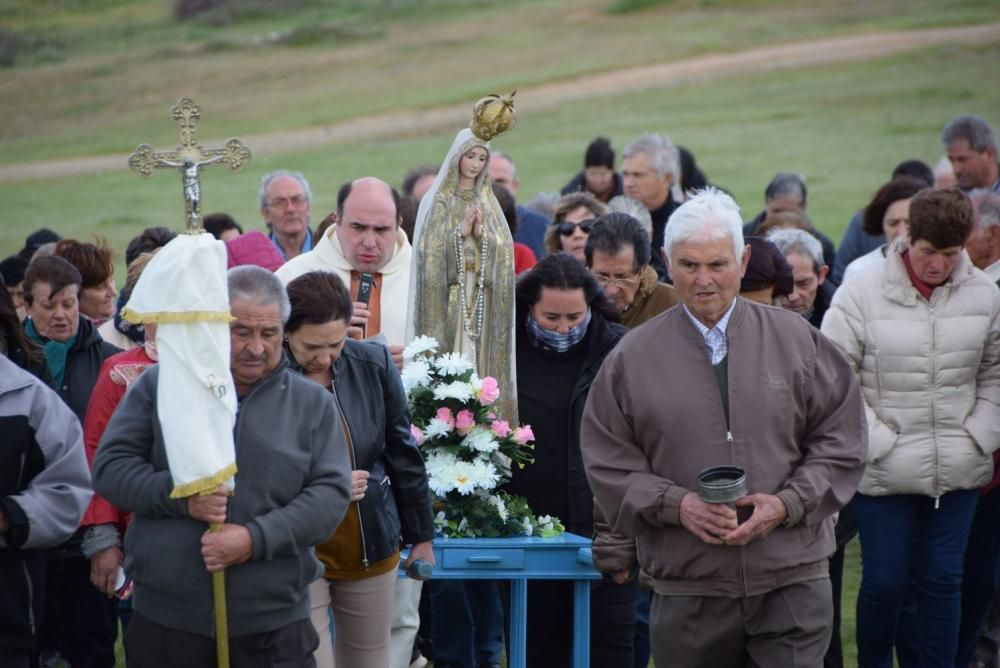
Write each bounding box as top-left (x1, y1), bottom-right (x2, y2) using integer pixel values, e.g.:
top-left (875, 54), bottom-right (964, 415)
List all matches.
top-left (507, 252), bottom-right (637, 667)
top-left (283, 270), bottom-right (435, 668)
top-left (22, 256), bottom-right (120, 668)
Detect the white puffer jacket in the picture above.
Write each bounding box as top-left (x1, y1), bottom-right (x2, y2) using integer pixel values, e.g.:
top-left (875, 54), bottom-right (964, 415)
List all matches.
top-left (822, 241), bottom-right (1000, 498)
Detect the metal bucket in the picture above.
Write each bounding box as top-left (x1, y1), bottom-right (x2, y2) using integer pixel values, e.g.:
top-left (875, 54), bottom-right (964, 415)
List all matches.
top-left (697, 465), bottom-right (748, 506)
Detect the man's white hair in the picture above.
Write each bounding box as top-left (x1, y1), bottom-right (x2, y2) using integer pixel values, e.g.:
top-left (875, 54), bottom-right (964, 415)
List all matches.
top-left (766, 228), bottom-right (825, 273)
top-left (258, 170), bottom-right (313, 209)
top-left (663, 187), bottom-right (744, 261)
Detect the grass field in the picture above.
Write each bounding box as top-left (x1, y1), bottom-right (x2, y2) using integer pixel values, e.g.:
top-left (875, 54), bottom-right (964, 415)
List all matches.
top-left (2, 0), bottom-right (998, 164)
top-left (3, 3), bottom-right (990, 667)
top-left (2, 38), bottom-right (998, 272)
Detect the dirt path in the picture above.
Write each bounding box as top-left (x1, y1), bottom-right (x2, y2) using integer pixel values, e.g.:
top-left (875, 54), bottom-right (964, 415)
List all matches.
top-left (3, 22), bottom-right (998, 184)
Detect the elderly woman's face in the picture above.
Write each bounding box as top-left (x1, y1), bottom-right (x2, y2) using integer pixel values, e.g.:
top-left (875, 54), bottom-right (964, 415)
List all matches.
top-left (286, 319), bottom-right (350, 377)
top-left (28, 282), bottom-right (80, 342)
top-left (908, 239), bottom-right (963, 287)
top-left (79, 276), bottom-right (118, 321)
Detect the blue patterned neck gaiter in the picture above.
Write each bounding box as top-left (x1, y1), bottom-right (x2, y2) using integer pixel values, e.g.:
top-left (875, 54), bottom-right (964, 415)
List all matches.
top-left (526, 308), bottom-right (591, 353)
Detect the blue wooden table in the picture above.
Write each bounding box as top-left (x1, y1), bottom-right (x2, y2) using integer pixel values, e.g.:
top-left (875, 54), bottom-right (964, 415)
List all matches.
top-left (404, 533), bottom-right (602, 668)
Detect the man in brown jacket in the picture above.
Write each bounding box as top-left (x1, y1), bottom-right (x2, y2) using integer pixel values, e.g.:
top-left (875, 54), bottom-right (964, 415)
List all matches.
top-left (581, 188), bottom-right (867, 667)
top-left (584, 211), bottom-right (678, 330)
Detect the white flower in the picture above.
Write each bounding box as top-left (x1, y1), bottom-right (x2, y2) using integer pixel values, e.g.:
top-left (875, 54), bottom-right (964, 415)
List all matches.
top-left (424, 450), bottom-right (456, 475)
top-left (487, 495), bottom-right (508, 522)
top-left (425, 453), bottom-right (483, 496)
top-left (401, 359), bottom-right (432, 393)
top-left (423, 417), bottom-right (454, 440)
top-left (427, 470), bottom-right (455, 497)
top-left (434, 352), bottom-right (475, 377)
top-left (433, 380), bottom-right (475, 403)
top-left (427, 474), bottom-right (449, 496)
top-left (462, 427), bottom-right (499, 454)
top-left (424, 452), bottom-right (458, 495)
top-left (457, 517), bottom-right (469, 534)
top-left (537, 515), bottom-right (554, 530)
top-left (450, 462), bottom-right (478, 495)
top-left (520, 515), bottom-right (534, 536)
top-left (468, 459), bottom-right (500, 491)
top-left (434, 511), bottom-right (448, 530)
top-left (403, 335), bottom-right (438, 360)
top-left (452, 466), bottom-right (476, 496)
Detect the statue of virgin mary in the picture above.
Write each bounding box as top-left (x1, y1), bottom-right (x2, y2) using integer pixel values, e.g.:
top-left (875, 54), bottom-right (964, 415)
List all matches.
top-left (408, 94), bottom-right (518, 424)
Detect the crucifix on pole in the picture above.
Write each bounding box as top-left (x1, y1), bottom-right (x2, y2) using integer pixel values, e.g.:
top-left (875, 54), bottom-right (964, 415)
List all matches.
top-left (128, 97), bottom-right (251, 231)
top-left (124, 97), bottom-right (251, 668)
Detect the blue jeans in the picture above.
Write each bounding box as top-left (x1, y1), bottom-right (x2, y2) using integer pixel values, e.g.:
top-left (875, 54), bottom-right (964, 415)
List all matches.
top-left (854, 490), bottom-right (979, 668)
top-left (634, 589), bottom-right (651, 668)
top-left (957, 484), bottom-right (1000, 668)
top-left (430, 579), bottom-right (504, 668)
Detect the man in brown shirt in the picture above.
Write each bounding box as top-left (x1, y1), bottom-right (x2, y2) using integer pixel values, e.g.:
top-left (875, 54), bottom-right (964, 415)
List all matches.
top-left (584, 211), bottom-right (677, 329)
top-left (580, 188), bottom-right (866, 667)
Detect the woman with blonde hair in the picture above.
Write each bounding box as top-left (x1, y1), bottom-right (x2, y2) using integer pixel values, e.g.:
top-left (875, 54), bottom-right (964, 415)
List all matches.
top-left (542, 192), bottom-right (608, 262)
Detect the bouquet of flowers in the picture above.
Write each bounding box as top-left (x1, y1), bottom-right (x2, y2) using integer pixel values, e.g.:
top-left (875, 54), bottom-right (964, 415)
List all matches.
top-left (403, 335), bottom-right (565, 539)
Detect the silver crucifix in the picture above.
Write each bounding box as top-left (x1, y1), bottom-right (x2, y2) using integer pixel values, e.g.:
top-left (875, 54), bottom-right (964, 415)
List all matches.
top-left (128, 97), bottom-right (251, 231)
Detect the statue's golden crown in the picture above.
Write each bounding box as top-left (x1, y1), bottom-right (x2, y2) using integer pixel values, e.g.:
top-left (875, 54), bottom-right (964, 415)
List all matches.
top-left (469, 91), bottom-right (516, 141)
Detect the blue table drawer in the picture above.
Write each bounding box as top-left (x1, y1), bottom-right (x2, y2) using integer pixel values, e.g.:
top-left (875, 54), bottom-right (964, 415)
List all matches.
top-left (442, 548), bottom-right (526, 570)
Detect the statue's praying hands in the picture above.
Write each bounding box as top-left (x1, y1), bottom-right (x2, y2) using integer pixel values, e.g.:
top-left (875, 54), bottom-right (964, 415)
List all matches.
top-left (460, 203), bottom-right (483, 240)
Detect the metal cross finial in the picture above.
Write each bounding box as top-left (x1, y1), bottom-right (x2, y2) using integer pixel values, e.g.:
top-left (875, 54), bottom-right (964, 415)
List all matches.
top-left (128, 97), bottom-right (251, 231)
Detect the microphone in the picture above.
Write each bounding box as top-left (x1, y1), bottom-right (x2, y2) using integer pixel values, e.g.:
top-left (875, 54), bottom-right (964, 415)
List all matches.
top-left (406, 559), bottom-right (434, 579)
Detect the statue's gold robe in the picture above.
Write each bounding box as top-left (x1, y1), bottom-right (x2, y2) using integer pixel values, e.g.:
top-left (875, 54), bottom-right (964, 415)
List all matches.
top-left (410, 133), bottom-right (517, 424)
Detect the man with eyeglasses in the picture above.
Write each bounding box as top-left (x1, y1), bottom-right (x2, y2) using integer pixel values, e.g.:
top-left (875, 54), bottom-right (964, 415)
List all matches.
top-left (259, 170), bottom-right (314, 261)
top-left (584, 212), bottom-right (677, 329)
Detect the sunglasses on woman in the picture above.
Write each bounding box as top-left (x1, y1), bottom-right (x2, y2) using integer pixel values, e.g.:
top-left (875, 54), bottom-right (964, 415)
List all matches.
top-left (557, 219), bottom-right (595, 236)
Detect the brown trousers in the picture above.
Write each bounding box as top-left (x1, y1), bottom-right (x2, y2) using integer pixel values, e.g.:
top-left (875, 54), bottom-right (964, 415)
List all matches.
top-left (124, 610), bottom-right (318, 668)
top-left (650, 578), bottom-right (833, 668)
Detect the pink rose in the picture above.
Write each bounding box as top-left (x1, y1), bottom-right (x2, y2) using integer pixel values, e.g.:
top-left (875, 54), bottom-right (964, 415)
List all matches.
top-left (455, 409), bottom-right (476, 436)
top-left (491, 420), bottom-right (512, 439)
top-left (410, 425), bottom-right (425, 446)
top-left (487, 412), bottom-right (497, 420)
top-left (478, 376), bottom-right (501, 406)
top-left (513, 425), bottom-right (535, 444)
top-left (435, 407), bottom-right (455, 426)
